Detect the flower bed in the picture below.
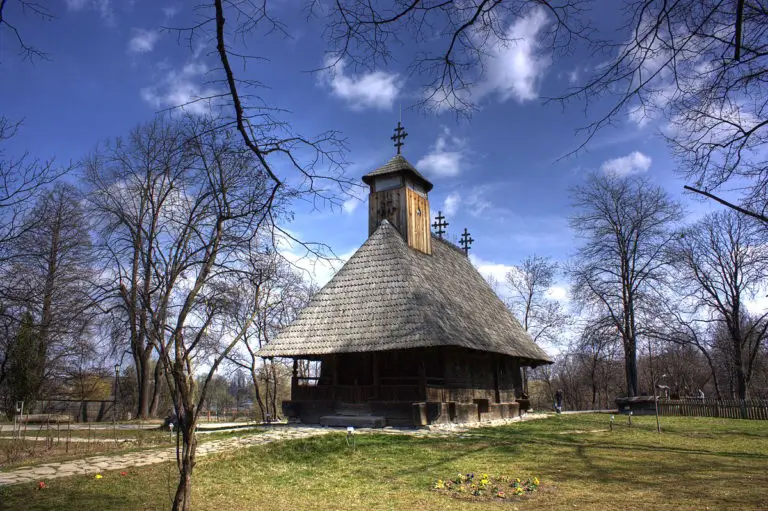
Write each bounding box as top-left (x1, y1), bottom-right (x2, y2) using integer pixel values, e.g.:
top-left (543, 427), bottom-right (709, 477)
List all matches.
top-left (433, 473), bottom-right (540, 501)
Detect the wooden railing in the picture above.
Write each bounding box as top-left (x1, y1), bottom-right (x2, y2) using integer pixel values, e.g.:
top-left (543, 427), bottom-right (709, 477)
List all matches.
top-left (290, 377), bottom-right (518, 404)
top-left (290, 383), bottom-right (421, 402)
top-left (658, 398), bottom-right (768, 420)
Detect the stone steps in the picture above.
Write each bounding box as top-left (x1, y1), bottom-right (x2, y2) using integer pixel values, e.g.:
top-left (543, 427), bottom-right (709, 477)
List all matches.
top-left (319, 415), bottom-right (386, 428)
top-left (333, 402), bottom-right (373, 416)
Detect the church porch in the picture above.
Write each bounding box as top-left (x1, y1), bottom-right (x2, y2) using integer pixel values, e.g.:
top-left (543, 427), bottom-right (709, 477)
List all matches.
top-left (283, 348), bottom-right (528, 427)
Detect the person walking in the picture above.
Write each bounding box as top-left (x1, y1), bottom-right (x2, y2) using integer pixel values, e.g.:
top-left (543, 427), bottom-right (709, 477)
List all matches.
top-left (554, 389), bottom-right (564, 414)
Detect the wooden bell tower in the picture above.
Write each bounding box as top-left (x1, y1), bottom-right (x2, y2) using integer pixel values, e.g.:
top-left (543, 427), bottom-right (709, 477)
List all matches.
top-left (362, 123), bottom-right (433, 255)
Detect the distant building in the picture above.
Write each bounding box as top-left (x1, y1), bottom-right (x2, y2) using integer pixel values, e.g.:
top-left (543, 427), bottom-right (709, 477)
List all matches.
top-left (259, 130), bottom-right (552, 427)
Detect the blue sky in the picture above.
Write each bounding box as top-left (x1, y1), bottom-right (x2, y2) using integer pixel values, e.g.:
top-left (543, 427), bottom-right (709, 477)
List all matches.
top-left (1, 0), bottom-right (733, 305)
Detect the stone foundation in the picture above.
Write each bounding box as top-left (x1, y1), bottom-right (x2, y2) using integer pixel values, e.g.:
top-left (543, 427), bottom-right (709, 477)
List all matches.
top-left (283, 400), bottom-right (523, 427)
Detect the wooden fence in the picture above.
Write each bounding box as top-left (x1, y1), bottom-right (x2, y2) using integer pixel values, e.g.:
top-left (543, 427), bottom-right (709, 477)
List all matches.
top-left (658, 398), bottom-right (768, 420)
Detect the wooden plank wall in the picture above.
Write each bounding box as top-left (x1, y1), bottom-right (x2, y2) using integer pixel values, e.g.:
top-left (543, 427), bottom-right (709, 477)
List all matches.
top-left (405, 187), bottom-right (432, 254)
top-left (657, 398), bottom-right (768, 420)
top-left (368, 188), bottom-right (407, 236)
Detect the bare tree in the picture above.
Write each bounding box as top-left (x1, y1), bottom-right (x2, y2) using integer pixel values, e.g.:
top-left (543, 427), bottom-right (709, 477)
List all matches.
top-left (0, 117), bottom-right (67, 265)
top-left (645, 299), bottom-right (724, 399)
top-left (504, 254), bottom-right (568, 346)
top-left (0, 0), bottom-right (53, 62)
top-left (85, 119), bottom-right (195, 420)
top-left (559, 1), bottom-right (768, 222)
top-left (672, 210), bottom-right (768, 401)
top-left (313, 0), bottom-right (590, 113)
top-left (148, 1), bottom-right (355, 506)
top-left (87, 113), bottom-right (336, 509)
top-left (504, 254), bottom-right (568, 393)
top-left (575, 317), bottom-right (619, 409)
top-left (569, 172), bottom-right (683, 397)
top-left (149, 117), bottom-right (284, 509)
top-left (0, 118), bottom-right (65, 390)
top-left (226, 253), bottom-right (310, 422)
top-left (12, 184), bottom-right (97, 395)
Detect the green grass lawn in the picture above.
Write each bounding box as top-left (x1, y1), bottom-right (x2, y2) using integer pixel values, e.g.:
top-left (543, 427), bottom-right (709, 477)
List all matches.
top-left (1, 414), bottom-right (766, 510)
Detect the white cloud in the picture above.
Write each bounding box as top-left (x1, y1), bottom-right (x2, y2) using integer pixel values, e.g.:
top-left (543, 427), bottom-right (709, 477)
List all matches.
top-left (141, 59), bottom-right (220, 115)
top-left (278, 233), bottom-right (357, 288)
top-left (442, 192), bottom-right (461, 216)
top-left (342, 198), bottom-right (360, 215)
top-left (342, 185), bottom-right (367, 215)
top-left (600, 151), bottom-right (652, 177)
top-left (470, 254), bottom-right (516, 290)
top-left (128, 29), bottom-right (159, 53)
top-left (416, 128), bottom-right (467, 178)
top-left (464, 186), bottom-right (493, 217)
top-left (163, 6), bottom-right (179, 19)
top-left (745, 295), bottom-right (768, 316)
top-left (475, 7), bottom-right (550, 103)
top-left (546, 286), bottom-right (569, 302)
top-left (66, 0), bottom-right (113, 23)
top-left (627, 83), bottom-right (678, 128)
top-left (321, 58), bottom-right (401, 111)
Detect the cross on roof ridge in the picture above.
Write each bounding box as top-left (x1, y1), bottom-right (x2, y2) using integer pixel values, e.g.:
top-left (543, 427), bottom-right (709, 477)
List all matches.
top-left (432, 211), bottom-right (449, 239)
top-left (391, 121), bottom-right (408, 154)
top-left (459, 227), bottom-right (474, 256)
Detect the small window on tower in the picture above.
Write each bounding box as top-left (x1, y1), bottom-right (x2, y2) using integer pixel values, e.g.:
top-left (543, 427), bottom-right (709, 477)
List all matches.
top-left (374, 175), bottom-right (402, 191)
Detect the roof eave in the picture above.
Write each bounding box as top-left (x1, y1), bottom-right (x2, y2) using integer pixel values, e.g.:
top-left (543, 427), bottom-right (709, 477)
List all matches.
top-left (361, 168), bottom-right (434, 193)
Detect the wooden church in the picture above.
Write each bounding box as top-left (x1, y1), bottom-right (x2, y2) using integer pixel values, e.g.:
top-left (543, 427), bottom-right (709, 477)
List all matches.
top-left (259, 124), bottom-right (552, 427)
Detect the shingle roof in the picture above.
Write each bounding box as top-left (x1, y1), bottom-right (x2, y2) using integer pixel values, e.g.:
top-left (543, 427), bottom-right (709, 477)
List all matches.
top-left (259, 221), bottom-right (552, 364)
top-left (362, 155), bottom-right (434, 192)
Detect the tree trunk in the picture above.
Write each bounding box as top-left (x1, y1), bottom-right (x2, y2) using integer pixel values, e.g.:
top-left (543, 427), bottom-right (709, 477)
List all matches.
top-left (733, 337), bottom-right (748, 401)
top-left (172, 416), bottom-right (197, 511)
top-left (249, 366), bottom-right (266, 421)
top-left (591, 371), bottom-right (597, 409)
top-left (624, 341), bottom-right (638, 397)
top-left (705, 351), bottom-right (722, 400)
top-left (136, 349), bottom-right (152, 419)
top-left (149, 361), bottom-right (164, 417)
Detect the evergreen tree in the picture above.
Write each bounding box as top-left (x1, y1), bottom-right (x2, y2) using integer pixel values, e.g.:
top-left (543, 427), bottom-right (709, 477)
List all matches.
top-left (5, 311), bottom-right (44, 417)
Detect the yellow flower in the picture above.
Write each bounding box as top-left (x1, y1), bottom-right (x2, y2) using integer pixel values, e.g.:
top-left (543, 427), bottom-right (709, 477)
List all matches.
top-left (95, 474), bottom-right (103, 480)
top-left (516, 478), bottom-right (521, 483)
top-left (533, 477), bottom-right (540, 485)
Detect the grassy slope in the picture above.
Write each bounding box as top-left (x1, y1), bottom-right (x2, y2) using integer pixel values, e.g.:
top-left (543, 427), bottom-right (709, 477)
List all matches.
top-left (1, 414), bottom-right (766, 511)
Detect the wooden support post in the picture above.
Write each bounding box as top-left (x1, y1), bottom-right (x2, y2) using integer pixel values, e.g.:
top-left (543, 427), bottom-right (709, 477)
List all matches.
top-left (372, 353), bottom-right (380, 399)
top-left (292, 359), bottom-right (298, 378)
top-left (418, 357), bottom-right (427, 401)
top-left (331, 355), bottom-right (339, 401)
top-left (493, 357), bottom-right (501, 404)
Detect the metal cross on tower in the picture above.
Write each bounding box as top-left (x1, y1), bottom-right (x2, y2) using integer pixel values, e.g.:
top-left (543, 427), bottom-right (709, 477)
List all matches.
top-left (391, 121), bottom-right (408, 154)
top-left (459, 228), bottom-right (474, 256)
top-left (432, 211), bottom-right (449, 239)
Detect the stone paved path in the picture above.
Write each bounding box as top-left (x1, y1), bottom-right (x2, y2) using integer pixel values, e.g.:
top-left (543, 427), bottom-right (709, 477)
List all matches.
top-left (0, 414), bottom-right (550, 487)
top-left (0, 426), bottom-right (331, 486)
